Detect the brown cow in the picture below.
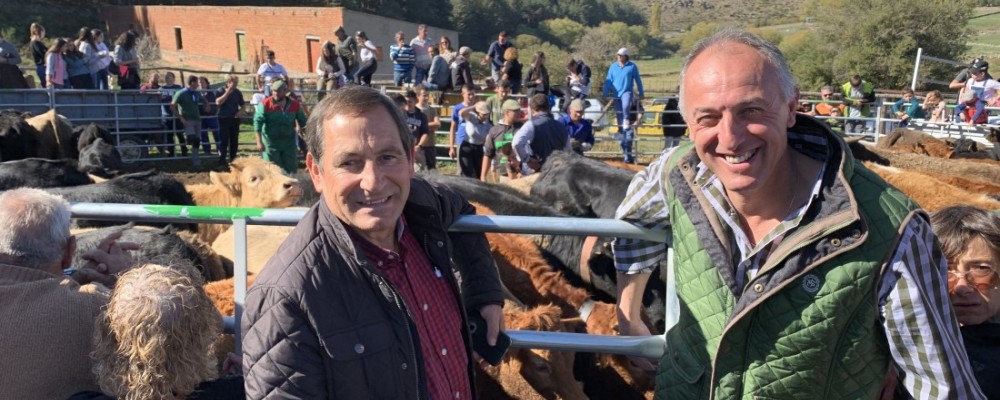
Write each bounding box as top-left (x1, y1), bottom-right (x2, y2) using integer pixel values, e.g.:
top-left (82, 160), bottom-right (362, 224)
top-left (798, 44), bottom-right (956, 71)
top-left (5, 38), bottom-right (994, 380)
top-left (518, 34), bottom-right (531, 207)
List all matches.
top-left (865, 162), bottom-right (1000, 212)
top-left (473, 201), bottom-right (654, 399)
top-left (25, 110), bottom-right (75, 159)
top-left (872, 148), bottom-right (1000, 187)
top-left (186, 157), bottom-right (303, 244)
top-left (477, 303), bottom-right (588, 400)
top-left (211, 224), bottom-right (296, 275)
top-left (876, 128), bottom-right (954, 159)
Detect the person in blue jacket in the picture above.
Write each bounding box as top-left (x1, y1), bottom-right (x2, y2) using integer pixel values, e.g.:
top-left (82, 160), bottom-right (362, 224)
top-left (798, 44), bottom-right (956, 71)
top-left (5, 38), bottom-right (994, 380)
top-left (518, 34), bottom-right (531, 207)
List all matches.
top-left (603, 47), bottom-right (644, 162)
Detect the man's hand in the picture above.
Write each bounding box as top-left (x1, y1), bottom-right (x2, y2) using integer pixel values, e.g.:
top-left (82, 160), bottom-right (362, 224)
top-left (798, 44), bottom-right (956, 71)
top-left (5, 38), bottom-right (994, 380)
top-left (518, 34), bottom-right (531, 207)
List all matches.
top-left (74, 229), bottom-right (140, 287)
top-left (222, 352), bottom-right (243, 376)
top-left (479, 304), bottom-right (504, 346)
top-left (616, 271), bottom-right (657, 372)
top-left (256, 135), bottom-right (265, 152)
top-left (448, 146), bottom-right (456, 159)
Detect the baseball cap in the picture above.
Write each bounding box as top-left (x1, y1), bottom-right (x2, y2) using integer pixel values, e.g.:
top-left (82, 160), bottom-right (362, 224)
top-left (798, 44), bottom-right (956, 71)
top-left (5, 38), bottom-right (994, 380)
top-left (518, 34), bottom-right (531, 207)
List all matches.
top-left (960, 89), bottom-right (977, 103)
top-left (501, 99), bottom-right (521, 111)
top-left (569, 99), bottom-right (585, 112)
top-left (270, 80), bottom-right (288, 91)
top-left (474, 101), bottom-right (491, 115)
top-left (969, 60), bottom-right (989, 73)
top-left (459, 46), bottom-right (472, 56)
top-left (617, 48), bottom-right (629, 56)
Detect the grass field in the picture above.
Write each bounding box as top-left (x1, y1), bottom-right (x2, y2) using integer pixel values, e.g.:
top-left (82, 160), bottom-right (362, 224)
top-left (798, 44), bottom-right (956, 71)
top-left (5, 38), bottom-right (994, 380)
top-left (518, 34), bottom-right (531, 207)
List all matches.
top-left (966, 7), bottom-right (1000, 60)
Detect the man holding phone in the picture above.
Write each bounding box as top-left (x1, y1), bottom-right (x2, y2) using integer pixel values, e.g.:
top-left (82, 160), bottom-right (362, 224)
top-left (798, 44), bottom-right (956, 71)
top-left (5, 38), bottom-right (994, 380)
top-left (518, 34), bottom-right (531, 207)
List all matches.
top-left (242, 86), bottom-right (506, 399)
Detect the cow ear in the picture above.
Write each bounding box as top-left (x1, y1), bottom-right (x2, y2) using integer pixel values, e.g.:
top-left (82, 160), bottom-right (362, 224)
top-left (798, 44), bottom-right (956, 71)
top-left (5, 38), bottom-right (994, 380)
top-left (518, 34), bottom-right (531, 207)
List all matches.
top-left (210, 171), bottom-right (241, 195)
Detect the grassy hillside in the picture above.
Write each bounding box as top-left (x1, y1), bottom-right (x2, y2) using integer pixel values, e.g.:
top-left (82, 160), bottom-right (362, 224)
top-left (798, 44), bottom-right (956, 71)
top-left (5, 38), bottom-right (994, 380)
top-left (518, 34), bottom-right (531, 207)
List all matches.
top-left (966, 7), bottom-right (1000, 60)
top-left (634, 6), bottom-right (1000, 96)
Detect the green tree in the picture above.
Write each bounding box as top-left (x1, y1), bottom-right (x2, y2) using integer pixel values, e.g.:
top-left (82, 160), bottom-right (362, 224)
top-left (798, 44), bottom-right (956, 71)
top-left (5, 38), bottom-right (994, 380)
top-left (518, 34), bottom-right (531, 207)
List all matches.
top-left (649, 3), bottom-right (661, 36)
top-left (809, 0), bottom-right (972, 88)
top-left (678, 21), bottom-right (723, 56)
top-left (539, 18), bottom-right (587, 48)
top-left (780, 30), bottom-right (837, 91)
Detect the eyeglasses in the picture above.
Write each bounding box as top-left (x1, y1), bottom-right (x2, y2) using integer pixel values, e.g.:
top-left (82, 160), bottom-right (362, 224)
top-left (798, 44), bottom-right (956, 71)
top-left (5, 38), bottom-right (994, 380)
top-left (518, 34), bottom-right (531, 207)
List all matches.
top-left (947, 267), bottom-right (999, 292)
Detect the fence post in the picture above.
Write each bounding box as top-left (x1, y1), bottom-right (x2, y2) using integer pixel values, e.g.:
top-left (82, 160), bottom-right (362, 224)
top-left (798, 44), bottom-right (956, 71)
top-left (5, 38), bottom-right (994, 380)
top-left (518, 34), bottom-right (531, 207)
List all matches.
top-left (911, 48), bottom-right (923, 91)
top-left (233, 217), bottom-right (249, 352)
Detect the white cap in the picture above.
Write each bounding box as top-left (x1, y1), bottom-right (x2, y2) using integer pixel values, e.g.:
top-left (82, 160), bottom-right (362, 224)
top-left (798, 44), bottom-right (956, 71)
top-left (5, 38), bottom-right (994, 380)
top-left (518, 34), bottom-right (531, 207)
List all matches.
top-left (617, 47), bottom-right (629, 56)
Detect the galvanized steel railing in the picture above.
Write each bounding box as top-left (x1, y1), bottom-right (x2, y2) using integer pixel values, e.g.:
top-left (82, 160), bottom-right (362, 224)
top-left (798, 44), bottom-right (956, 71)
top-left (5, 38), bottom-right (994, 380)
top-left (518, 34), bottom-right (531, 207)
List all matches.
top-left (69, 202), bottom-right (670, 359)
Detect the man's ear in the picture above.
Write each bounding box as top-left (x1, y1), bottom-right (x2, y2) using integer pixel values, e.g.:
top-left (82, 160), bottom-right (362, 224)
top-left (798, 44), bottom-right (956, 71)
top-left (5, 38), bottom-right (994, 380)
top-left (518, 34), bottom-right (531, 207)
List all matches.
top-left (306, 153), bottom-right (324, 194)
top-left (61, 236), bottom-right (77, 269)
top-left (787, 87), bottom-right (801, 128)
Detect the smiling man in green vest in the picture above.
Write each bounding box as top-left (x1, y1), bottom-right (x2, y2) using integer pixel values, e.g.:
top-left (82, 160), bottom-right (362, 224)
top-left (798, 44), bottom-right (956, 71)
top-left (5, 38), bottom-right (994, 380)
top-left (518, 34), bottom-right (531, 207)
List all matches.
top-left (612, 28), bottom-right (985, 399)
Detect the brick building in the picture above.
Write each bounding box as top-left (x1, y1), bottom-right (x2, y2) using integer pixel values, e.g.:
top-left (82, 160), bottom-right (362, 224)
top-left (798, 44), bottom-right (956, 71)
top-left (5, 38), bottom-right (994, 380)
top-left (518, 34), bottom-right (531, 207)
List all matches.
top-left (101, 5), bottom-right (460, 80)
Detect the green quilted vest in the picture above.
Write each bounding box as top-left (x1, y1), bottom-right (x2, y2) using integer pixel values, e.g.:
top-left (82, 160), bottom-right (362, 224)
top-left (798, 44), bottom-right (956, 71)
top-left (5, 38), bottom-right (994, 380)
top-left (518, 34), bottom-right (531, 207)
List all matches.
top-left (655, 124), bottom-right (921, 399)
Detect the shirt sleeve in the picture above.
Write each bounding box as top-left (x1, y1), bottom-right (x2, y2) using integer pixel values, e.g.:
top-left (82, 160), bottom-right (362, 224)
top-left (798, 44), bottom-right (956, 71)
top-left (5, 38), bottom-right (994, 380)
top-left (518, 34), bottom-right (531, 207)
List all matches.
top-left (634, 66), bottom-right (645, 97)
top-left (612, 150), bottom-right (675, 274)
top-left (511, 122), bottom-right (534, 162)
top-left (879, 215), bottom-right (986, 399)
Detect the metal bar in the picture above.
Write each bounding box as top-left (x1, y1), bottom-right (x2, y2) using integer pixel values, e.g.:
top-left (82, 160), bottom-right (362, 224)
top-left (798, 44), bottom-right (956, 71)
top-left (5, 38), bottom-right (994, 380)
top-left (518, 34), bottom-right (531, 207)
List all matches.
top-left (218, 317), bottom-right (667, 358)
top-left (232, 218), bottom-right (248, 353)
top-left (69, 203), bottom-right (668, 242)
top-left (911, 48), bottom-right (923, 91)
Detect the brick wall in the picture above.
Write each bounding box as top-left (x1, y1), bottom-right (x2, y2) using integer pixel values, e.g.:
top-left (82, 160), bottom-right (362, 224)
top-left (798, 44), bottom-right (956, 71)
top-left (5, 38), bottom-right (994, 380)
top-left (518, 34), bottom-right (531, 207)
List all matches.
top-left (101, 5), bottom-right (459, 78)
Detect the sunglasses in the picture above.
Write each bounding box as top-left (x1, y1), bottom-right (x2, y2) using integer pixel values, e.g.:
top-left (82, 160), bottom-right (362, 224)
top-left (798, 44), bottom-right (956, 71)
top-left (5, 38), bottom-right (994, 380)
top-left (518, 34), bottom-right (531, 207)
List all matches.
top-left (948, 267), bottom-right (999, 292)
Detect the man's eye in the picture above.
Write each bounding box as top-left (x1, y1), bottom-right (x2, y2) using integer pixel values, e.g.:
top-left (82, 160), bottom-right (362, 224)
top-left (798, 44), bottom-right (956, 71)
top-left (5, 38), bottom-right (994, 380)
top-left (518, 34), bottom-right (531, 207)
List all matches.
top-left (697, 116), bottom-right (719, 127)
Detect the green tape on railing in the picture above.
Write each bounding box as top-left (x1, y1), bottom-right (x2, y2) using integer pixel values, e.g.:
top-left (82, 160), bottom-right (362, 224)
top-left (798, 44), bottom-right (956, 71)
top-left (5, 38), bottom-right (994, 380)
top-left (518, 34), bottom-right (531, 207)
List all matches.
top-left (143, 205), bottom-right (267, 219)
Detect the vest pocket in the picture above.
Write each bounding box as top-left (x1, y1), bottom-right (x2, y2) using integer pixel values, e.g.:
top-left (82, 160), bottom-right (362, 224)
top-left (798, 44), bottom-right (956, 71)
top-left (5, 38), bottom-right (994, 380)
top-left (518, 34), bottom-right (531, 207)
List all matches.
top-left (321, 320), bottom-right (402, 398)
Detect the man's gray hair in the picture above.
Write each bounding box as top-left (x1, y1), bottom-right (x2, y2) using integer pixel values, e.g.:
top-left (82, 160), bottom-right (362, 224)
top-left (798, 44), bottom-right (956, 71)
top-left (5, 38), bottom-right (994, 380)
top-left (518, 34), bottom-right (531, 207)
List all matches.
top-left (678, 27), bottom-right (797, 115)
top-left (0, 188), bottom-right (72, 269)
top-left (304, 85), bottom-right (413, 165)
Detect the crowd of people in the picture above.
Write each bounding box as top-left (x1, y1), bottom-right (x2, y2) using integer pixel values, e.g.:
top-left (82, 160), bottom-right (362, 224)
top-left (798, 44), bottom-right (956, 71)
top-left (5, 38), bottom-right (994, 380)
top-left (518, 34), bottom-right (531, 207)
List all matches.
top-left (801, 58), bottom-right (999, 132)
top-left (4, 21), bottom-right (1000, 399)
top-left (22, 23), bottom-right (141, 90)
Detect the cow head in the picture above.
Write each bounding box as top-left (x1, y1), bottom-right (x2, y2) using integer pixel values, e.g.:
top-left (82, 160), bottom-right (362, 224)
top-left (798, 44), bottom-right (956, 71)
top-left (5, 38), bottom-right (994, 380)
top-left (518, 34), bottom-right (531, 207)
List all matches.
top-left (489, 304), bottom-right (587, 400)
top-left (210, 157), bottom-right (302, 208)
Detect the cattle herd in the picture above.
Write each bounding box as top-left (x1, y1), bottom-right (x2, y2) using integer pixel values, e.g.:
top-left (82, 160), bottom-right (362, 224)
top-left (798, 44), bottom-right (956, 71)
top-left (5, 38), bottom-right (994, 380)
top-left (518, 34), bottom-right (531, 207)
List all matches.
top-left (2, 107), bottom-right (1000, 399)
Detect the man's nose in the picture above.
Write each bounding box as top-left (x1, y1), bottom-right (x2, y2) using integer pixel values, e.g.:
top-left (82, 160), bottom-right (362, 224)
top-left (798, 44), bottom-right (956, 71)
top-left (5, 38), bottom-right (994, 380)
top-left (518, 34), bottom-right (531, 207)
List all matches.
top-left (359, 160), bottom-right (383, 190)
top-left (716, 114), bottom-right (746, 149)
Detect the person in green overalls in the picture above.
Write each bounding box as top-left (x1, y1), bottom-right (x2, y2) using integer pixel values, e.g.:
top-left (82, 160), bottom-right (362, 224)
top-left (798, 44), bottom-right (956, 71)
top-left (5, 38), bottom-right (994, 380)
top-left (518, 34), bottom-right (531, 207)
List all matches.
top-left (481, 99), bottom-right (523, 182)
top-left (253, 79), bottom-right (307, 174)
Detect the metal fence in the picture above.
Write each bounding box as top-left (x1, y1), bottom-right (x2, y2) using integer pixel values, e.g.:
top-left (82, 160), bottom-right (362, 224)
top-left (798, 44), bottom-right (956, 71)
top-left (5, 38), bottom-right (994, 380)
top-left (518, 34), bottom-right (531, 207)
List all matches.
top-left (69, 202), bottom-right (671, 359)
top-left (2, 87), bottom-right (994, 165)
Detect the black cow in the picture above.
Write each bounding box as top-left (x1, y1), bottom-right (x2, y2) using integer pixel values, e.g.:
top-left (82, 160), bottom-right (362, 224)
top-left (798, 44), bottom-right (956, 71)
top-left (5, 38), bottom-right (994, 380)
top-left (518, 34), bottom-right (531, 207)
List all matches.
top-left (45, 170), bottom-right (196, 230)
top-left (73, 224), bottom-right (227, 282)
top-left (531, 151), bottom-right (636, 218)
top-left (78, 138), bottom-right (123, 178)
top-left (425, 172), bottom-right (669, 334)
top-left (0, 158), bottom-right (93, 190)
top-left (0, 109), bottom-right (39, 162)
top-left (73, 123), bottom-right (114, 154)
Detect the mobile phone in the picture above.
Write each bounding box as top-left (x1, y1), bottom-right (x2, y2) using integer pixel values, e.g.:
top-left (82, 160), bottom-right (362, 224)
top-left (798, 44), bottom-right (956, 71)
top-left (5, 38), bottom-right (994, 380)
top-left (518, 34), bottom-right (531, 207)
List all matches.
top-left (468, 313), bottom-right (511, 366)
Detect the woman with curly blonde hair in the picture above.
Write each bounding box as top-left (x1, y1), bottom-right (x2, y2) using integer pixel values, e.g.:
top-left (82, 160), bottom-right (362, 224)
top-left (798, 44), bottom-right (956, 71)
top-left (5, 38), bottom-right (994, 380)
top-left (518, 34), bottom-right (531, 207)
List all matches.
top-left (70, 264), bottom-right (243, 400)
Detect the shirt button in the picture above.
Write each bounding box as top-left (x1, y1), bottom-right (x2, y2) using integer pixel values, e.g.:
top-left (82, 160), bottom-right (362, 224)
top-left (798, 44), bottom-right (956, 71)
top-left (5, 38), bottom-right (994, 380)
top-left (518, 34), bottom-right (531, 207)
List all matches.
top-left (377, 261), bottom-right (384, 266)
top-left (401, 362), bottom-right (408, 370)
top-left (437, 241), bottom-right (445, 247)
top-left (441, 348), bottom-right (448, 356)
top-left (354, 343), bottom-right (365, 354)
top-left (388, 255), bottom-right (394, 260)
top-left (752, 283), bottom-right (764, 293)
top-left (455, 391), bottom-right (460, 398)
top-left (423, 303), bottom-right (429, 311)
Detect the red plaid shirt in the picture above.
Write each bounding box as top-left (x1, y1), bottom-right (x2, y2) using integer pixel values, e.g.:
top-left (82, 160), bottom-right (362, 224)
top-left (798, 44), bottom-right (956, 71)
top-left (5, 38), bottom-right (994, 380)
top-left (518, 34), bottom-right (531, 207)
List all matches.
top-left (351, 218), bottom-right (472, 400)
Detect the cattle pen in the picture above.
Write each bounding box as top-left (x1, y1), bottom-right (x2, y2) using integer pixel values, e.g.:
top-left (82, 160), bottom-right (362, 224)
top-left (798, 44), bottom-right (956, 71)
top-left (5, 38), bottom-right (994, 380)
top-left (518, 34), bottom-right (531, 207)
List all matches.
top-left (69, 202), bottom-right (673, 359)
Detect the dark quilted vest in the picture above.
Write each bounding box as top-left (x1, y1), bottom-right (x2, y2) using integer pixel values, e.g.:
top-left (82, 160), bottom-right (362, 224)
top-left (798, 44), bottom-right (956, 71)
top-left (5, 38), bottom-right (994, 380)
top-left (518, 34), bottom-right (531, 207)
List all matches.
top-left (655, 120), bottom-right (922, 399)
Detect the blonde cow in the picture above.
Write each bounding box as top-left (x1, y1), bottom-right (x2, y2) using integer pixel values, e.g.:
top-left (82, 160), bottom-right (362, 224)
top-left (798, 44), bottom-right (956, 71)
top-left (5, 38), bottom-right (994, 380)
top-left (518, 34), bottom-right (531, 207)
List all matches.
top-left (186, 157), bottom-right (302, 245)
